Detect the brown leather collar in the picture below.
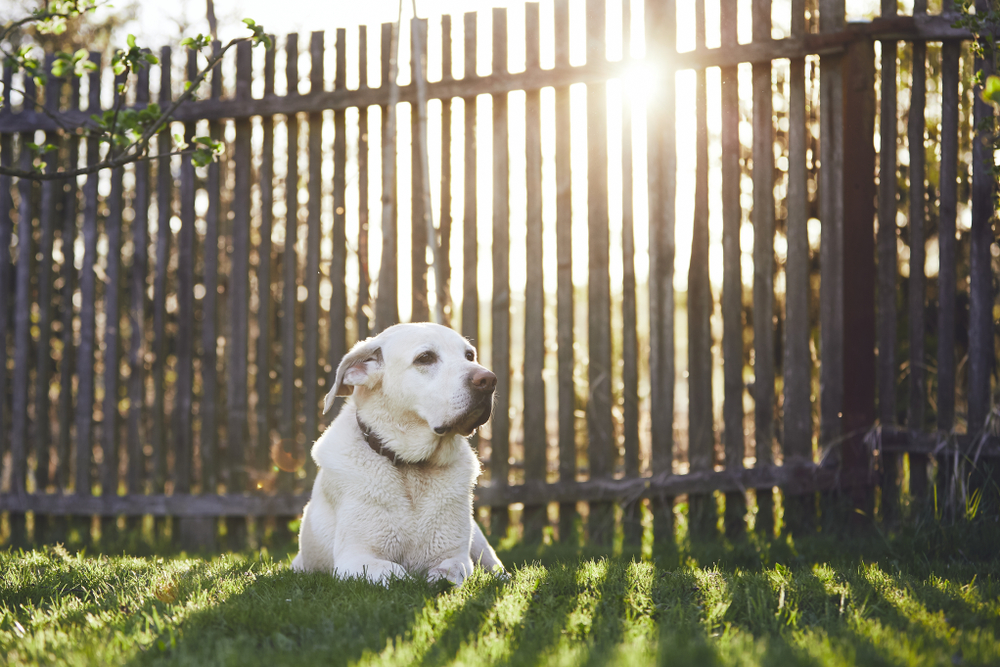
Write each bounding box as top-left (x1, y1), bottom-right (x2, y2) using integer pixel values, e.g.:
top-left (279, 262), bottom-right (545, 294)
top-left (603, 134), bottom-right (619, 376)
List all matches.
top-left (356, 413), bottom-right (405, 466)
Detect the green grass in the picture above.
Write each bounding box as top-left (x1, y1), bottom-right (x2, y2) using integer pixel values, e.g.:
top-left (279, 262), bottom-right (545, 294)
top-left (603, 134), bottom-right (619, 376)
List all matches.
top-left (2, 523), bottom-right (1000, 666)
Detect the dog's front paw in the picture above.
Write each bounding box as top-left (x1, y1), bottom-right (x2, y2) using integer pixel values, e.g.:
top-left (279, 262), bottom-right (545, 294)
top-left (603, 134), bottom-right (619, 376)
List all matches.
top-left (428, 556), bottom-right (473, 585)
top-left (335, 559), bottom-right (407, 586)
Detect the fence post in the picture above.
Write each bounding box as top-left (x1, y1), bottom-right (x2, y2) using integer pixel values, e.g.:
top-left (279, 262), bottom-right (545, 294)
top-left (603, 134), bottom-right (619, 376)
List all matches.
top-left (838, 33), bottom-right (877, 520)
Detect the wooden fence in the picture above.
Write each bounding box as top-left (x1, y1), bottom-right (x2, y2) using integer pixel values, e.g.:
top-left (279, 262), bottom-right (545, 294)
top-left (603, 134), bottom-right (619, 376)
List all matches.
top-left (1, 0), bottom-right (998, 550)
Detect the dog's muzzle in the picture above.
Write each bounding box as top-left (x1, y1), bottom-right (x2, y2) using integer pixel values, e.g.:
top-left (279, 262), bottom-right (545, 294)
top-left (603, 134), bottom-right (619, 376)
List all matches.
top-left (433, 368), bottom-right (497, 435)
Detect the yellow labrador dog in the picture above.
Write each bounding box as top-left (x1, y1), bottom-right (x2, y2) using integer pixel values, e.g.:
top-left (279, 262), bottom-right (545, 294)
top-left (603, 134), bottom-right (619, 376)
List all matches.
top-left (292, 323), bottom-right (505, 584)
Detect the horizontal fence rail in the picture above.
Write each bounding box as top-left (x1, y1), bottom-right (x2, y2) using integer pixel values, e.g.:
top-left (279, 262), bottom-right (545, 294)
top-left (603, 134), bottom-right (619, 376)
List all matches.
top-left (0, 0), bottom-right (997, 549)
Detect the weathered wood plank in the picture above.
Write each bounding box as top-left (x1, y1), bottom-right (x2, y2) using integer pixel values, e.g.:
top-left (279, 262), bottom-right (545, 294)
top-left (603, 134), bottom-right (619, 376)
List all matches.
top-left (303, 32), bottom-right (323, 475)
top-left (375, 21), bottom-right (400, 331)
top-left (151, 47), bottom-right (172, 495)
top-left (410, 18), bottom-right (430, 323)
top-left (0, 65), bottom-right (13, 506)
top-left (0, 462), bottom-right (843, 517)
top-left (438, 14), bottom-right (454, 327)
top-left (553, 0), bottom-right (576, 543)
top-left (33, 61), bottom-right (61, 510)
top-left (11, 77), bottom-right (37, 511)
top-left (968, 0), bottom-right (993, 442)
top-left (75, 55), bottom-right (103, 507)
top-left (329, 28), bottom-right (348, 418)
top-left (0, 493), bottom-right (312, 517)
top-left (175, 51), bottom-right (197, 499)
top-left (476, 463), bottom-right (839, 507)
top-left (783, 0), bottom-right (815, 534)
top-left (937, 40), bottom-right (959, 434)
top-left (101, 151), bottom-right (125, 522)
top-left (688, 0), bottom-right (716, 540)
top-left (461, 12), bottom-right (479, 356)
top-left (840, 36), bottom-right (877, 519)
top-left (201, 41), bottom-right (223, 494)
top-left (279, 34), bottom-right (300, 495)
top-left (751, 0), bottom-right (776, 538)
top-left (491, 7), bottom-right (511, 538)
top-left (257, 40), bottom-right (276, 472)
top-left (620, 0), bottom-right (641, 547)
top-left (522, 1), bottom-right (547, 544)
top-left (646, 0), bottom-right (677, 543)
top-left (357, 25), bottom-right (372, 341)
top-left (228, 40), bottom-right (253, 495)
top-left (876, 0), bottom-right (900, 521)
top-left (818, 0), bottom-right (845, 471)
top-left (720, 0), bottom-right (746, 538)
top-left (586, 0), bottom-right (614, 547)
top-left (907, 30), bottom-right (929, 502)
top-left (127, 58), bottom-right (150, 498)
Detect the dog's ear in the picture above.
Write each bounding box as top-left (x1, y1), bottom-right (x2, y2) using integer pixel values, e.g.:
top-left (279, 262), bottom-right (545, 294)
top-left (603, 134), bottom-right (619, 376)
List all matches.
top-left (324, 340), bottom-right (384, 412)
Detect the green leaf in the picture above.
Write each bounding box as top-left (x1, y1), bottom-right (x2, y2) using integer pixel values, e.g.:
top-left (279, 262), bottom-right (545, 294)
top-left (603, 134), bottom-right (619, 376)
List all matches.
top-left (127, 34), bottom-right (137, 49)
top-left (983, 75), bottom-right (1000, 106)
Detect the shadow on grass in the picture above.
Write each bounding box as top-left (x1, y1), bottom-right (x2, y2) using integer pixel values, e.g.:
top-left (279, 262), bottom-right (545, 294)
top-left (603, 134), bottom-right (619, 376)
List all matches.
top-left (123, 566), bottom-right (445, 667)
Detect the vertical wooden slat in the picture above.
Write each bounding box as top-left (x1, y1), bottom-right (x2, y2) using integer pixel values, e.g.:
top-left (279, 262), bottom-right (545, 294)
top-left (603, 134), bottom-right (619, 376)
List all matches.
top-left (257, 39), bottom-right (276, 472)
top-left (376, 21), bottom-right (401, 331)
top-left (202, 40), bottom-right (223, 495)
top-left (554, 0), bottom-right (576, 543)
top-left (127, 57), bottom-right (151, 502)
top-left (151, 47), bottom-right (172, 498)
top-left (227, 40), bottom-right (253, 545)
top-left (330, 28), bottom-right (348, 391)
top-left (646, 0), bottom-right (676, 543)
top-left (462, 13), bottom-right (480, 457)
top-left (357, 26), bottom-right (372, 341)
top-left (303, 33), bottom-right (323, 472)
top-left (585, 0), bottom-right (614, 546)
top-left (491, 7), bottom-right (511, 538)
top-left (522, 1), bottom-right (546, 544)
top-left (840, 36), bottom-right (877, 521)
top-left (621, 0), bottom-right (641, 547)
top-left (818, 0), bottom-right (844, 475)
top-left (279, 35), bottom-right (300, 495)
top-left (688, 0), bottom-right (716, 540)
top-left (10, 74), bottom-right (36, 545)
top-left (968, 0), bottom-right (993, 454)
top-left (0, 65), bottom-right (13, 508)
top-left (175, 51), bottom-right (197, 502)
top-left (907, 1), bottom-right (929, 502)
top-left (439, 15), bottom-right (454, 326)
top-left (751, 0), bottom-right (776, 537)
top-left (411, 18), bottom-right (430, 323)
top-left (720, 0), bottom-right (746, 538)
top-left (102, 130), bottom-right (126, 538)
top-left (462, 12), bottom-right (479, 350)
top-left (783, 0), bottom-right (814, 534)
top-left (34, 60), bottom-right (61, 514)
top-left (75, 55), bottom-right (102, 540)
top-left (937, 40), bottom-right (959, 436)
top-left (877, 0), bottom-right (899, 520)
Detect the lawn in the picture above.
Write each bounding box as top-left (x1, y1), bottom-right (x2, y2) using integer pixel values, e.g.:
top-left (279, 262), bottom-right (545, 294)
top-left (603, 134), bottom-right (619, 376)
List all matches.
top-left (2, 521), bottom-right (999, 666)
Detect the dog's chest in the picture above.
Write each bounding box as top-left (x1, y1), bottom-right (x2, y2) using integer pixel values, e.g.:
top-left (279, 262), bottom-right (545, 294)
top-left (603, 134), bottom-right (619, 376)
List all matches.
top-left (378, 465), bottom-right (472, 564)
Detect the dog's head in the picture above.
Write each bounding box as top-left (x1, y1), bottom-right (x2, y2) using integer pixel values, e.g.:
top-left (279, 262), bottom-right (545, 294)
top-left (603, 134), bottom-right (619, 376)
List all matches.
top-left (325, 323), bottom-right (496, 438)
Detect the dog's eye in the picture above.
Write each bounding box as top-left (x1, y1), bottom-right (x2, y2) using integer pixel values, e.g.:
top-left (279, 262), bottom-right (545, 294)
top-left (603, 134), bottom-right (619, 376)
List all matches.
top-left (414, 351), bottom-right (437, 365)
top-left (465, 350), bottom-right (475, 361)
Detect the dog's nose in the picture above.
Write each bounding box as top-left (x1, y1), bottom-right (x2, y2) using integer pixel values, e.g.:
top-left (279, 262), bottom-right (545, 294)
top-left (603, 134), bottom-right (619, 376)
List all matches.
top-left (471, 369), bottom-right (497, 394)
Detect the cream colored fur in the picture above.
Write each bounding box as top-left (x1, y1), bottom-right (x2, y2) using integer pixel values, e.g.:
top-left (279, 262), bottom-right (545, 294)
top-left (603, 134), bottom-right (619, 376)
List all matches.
top-left (291, 323), bottom-right (505, 585)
